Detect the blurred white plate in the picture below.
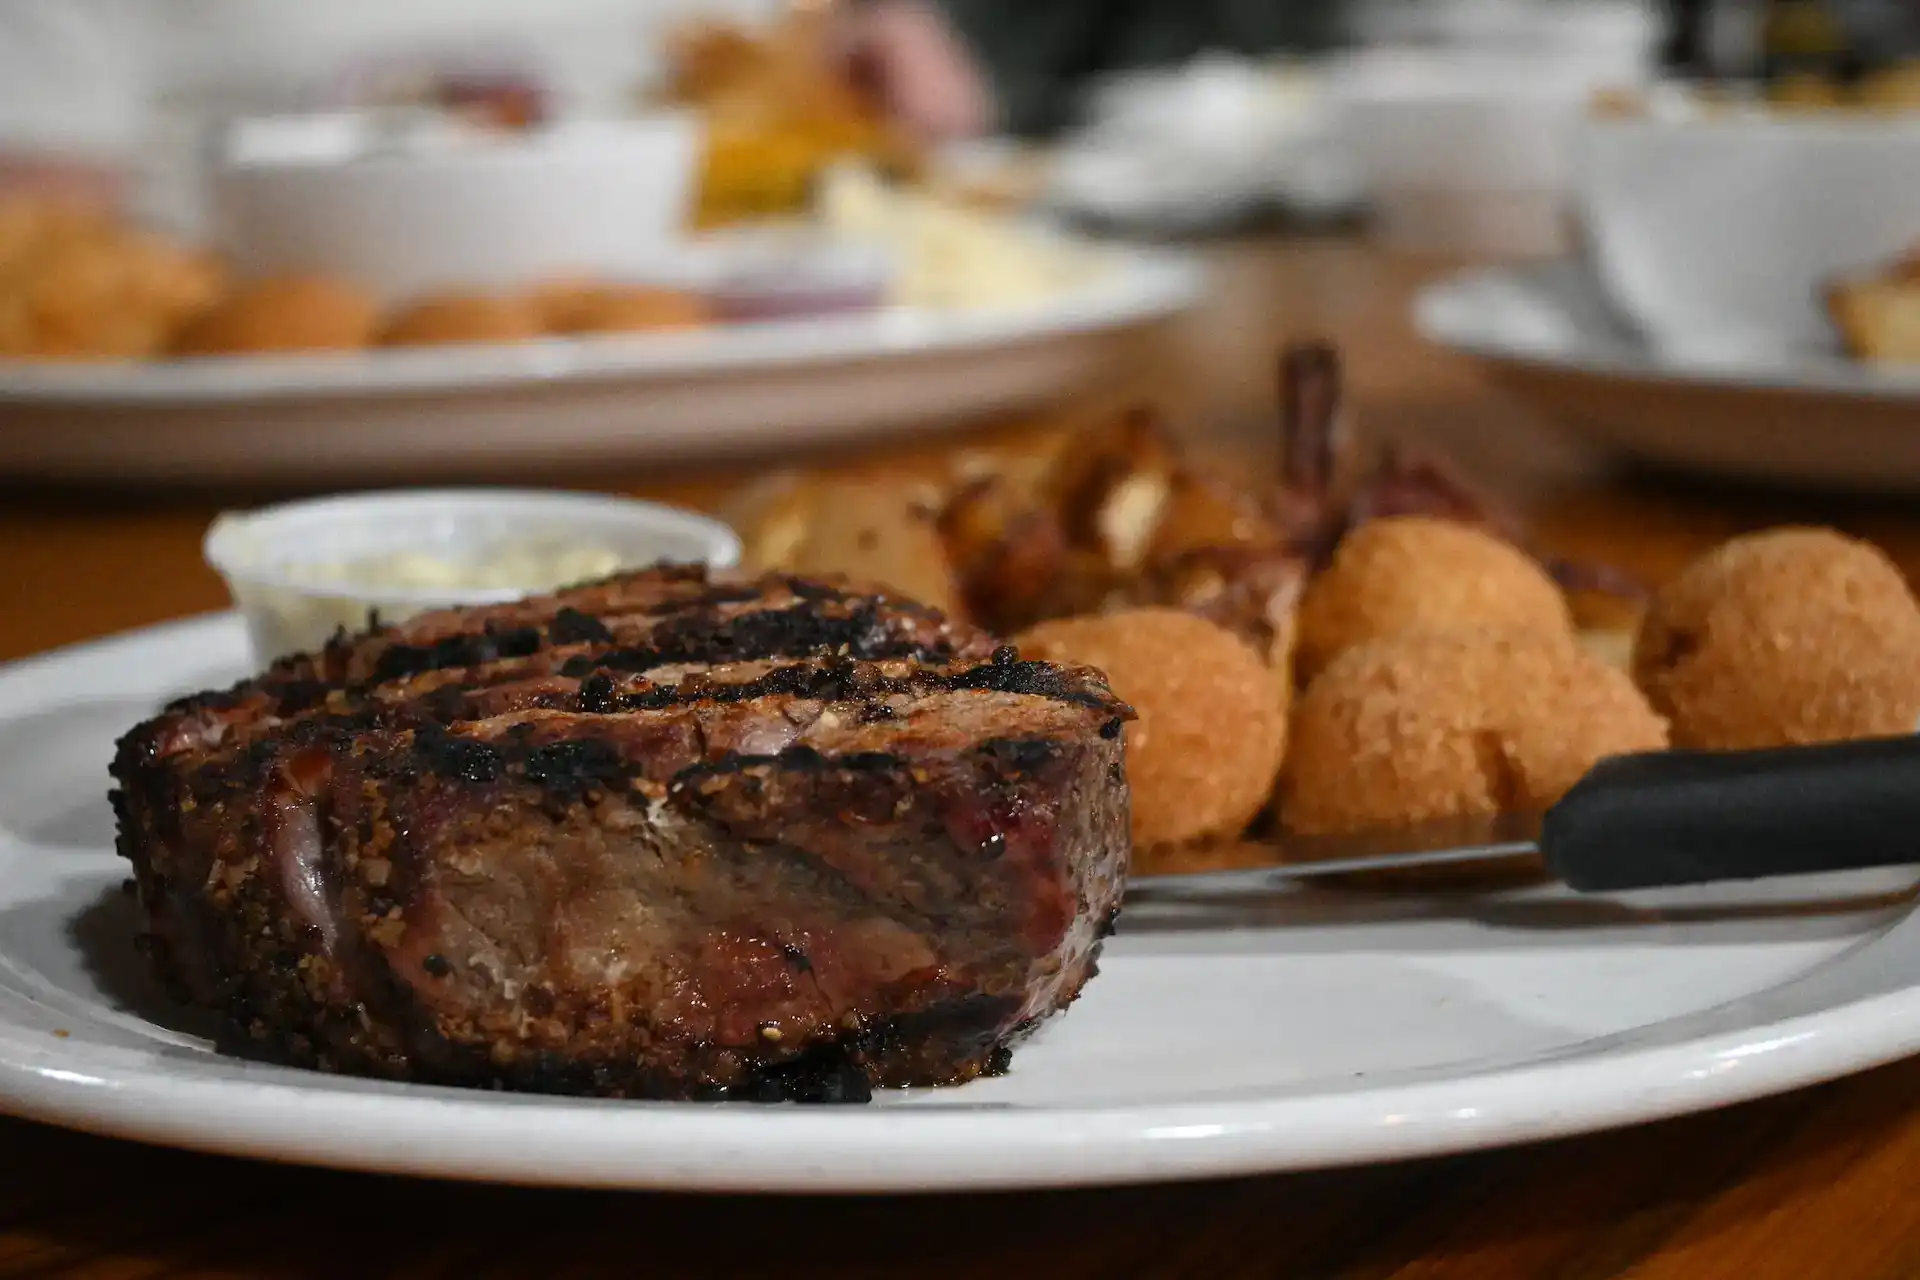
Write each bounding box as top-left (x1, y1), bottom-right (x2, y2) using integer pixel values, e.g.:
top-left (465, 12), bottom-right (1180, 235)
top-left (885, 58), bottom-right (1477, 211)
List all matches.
top-left (0, 246), bottom-right (1199, 485)
top-left (1046, 57), bottom-right (1363, 232)
top-left (5, 613), bottom-right (1920, 1191)
top-left (1417, 260), bottom-right (1920, 491)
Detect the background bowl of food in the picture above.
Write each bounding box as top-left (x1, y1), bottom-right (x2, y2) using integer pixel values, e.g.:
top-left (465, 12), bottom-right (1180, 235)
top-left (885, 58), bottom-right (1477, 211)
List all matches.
top-left (1577, 89), bottom-right (1920, 363)
top-left (209, 111), bottom-right (704, 302)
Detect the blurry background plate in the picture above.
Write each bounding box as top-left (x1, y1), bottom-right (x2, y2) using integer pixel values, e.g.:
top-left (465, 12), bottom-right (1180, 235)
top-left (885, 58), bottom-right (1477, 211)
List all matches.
top-left (0, 244), bottom-right (1198, 486)
top-left (1416, 260), bottom-right (1920, 492)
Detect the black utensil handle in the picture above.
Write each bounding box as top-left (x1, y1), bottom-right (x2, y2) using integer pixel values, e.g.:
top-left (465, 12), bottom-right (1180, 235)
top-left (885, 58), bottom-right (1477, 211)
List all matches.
top-left (1540, 735), bottom-right (1920, 892)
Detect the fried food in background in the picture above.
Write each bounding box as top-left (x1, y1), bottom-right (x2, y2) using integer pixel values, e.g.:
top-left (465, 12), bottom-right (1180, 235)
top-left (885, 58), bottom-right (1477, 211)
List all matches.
top-left (1283, 628), bottom-right (1667, 838)
top-left (0, 198), bottom-right (224, 359)
top-left (1046, 408), bottom-right (1193, 574)
top-left (1769, 59), bottom-right (1920, 112)
top-left (1295, 516), bottom-right (1575, 681)
top-left (815, 165), bottom-right (1105, 310)
top-left (1768, 71), bottom-right (1849, 111)
top-left (1632, 527), bottom-right (1920, 749)
top-left (1144, 470), bottom-right (1284, 568)
top-left (172, 275), bottom-right (380, 356)
top-left (1016, 609), bottom-right (1288, 850)
top-left (0, 201), bottom-right (48, 277)
top-left (731, 385), bottom-right (1449, 701)
top-left (379, 292), bottom-right (543, 347)
top-left (730, 472), bottom-right (963, 617)
top-left (938, 407), bottom-right (1190, 632)
top-left (939, 472), bottom-right (1085, 630)
top-left (0, 196), bottom-right (722, 362)
top-left (716, 348), bottom-right (1677, 856)
top-left (661, 9), bottom-right (920, 227)
top-left (1125, 544), bottom-right (1305, 683)
top-left (1829, 245), bottom-right (1920, 363)
top-left (725, 471), bottom-right (820, 570)
top-left (0, 162), bottom-right (1067, 362)
top-left (524, 279), bottom-right (606, 332)
top-left (1854, 61), bottom-right (1920, 113)
top-left (542, 284), bottom-right (711, 335)
top-left (938, 406), bottom-right (1304, 646)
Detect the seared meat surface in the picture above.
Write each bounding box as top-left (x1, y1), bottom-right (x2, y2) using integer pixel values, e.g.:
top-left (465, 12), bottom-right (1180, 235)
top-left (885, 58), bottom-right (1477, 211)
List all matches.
top-left (113, 567), bottom-right (1132, 1102)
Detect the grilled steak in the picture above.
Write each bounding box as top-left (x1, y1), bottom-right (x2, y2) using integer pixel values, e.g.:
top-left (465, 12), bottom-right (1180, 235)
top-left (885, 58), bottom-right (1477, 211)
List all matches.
top-left (112, 567), bottom-right (1132, 1102)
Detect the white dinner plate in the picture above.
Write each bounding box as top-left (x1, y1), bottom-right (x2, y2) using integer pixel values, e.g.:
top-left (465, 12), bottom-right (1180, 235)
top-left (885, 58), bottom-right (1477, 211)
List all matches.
top-left (4, 612), bottom-right (1920, 1192)
top-left (0, 247), bottom-right (1199, 486)
top-left (1415, 260), bottom-right (1920, 492)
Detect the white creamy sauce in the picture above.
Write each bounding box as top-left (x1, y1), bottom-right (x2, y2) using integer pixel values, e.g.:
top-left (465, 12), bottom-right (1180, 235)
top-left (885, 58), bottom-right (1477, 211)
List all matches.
top-left (235, 540), bottom-right (631, 660)
top-left (292, 543), bottom-right (626, 593)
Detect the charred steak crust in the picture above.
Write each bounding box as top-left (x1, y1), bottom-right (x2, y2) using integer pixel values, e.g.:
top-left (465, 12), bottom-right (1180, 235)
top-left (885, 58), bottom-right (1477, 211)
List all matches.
top-left (113, 567), bottom-right (1132, 1102)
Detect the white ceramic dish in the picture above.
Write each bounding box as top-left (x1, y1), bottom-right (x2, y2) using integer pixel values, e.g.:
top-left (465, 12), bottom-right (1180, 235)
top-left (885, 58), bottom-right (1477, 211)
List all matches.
top-left (205, 488), bottom-right (741, 663)
top-left (1415, 259), bottom-right (1920, 491)
top-left (4, 610), bottom-right (1920, 1192)
top-left (1578, 112), bottom-right (1920, 362)
top-left (1335, 47), bottom-right (1649, 258)
top-left (210, 113), bottom-right (704, 301)
top-left (0, 245), bottom-right (1200, 485)
top-left (1046, 57), bottom-right (1362, 231)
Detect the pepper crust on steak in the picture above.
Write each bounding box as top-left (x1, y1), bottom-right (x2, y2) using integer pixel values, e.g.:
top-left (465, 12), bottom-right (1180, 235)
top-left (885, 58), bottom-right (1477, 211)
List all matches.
top-left (111, 566), bottom-right (1132, 1102)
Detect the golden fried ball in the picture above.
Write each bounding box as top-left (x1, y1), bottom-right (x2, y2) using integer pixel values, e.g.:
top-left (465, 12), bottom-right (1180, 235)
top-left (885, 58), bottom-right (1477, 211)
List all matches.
top-left (0, 200), bottom-right (46, 277)
top-left (1016, 608), bottom-right (1288, 850)
top-left (1296, 516), bottom-right (1574, 680)
top-left (540, 284), bottom-right (709, 335)
top-left (380, 293), bottom-right (543, 347)
top-left (11, 238), bottom-right (155, 357)
top-left (171, 276), bottom-right (379, 356)
top-left (524, 278), bottom-right (600, 330)
top-left (0, 204), bottom-right (226, 359)
top-left (0, 198), bottom-right (112, 279)
top-left (5, 235), bottom-right (182, 359)
top-left (0, 293), bottom-right (32, 356)
top-left (1632, 527), bottom-right (1920, 750)
top-left (117, 232), bottom-right (226, 321)
top-left (1284, 628), bottom-right (1667, 837)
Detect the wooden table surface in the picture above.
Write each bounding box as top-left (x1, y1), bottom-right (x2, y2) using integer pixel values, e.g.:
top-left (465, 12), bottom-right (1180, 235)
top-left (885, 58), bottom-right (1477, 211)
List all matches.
top-left (5, 237), bottom-right (1920, 1279)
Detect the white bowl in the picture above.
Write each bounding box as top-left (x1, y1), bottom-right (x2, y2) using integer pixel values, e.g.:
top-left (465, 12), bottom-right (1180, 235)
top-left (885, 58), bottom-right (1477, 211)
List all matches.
top-left (204, 487), bottom-right (741, 664)
top-left (1334, 49), bottom-right (1646, 257)
top-left (1578, 111), bottom-right (1920, 362)
top-left (208, 112), bottom-right (704, 301)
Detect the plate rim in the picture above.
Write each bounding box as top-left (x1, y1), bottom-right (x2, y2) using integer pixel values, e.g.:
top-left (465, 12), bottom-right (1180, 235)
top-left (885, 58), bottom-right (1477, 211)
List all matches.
top-left (2, 961), bottom-right (1916, 1193)
top-left (4, 613), bottom-right (1919, 1193)
top-left (1413, 260), bottom-right (1920, 402)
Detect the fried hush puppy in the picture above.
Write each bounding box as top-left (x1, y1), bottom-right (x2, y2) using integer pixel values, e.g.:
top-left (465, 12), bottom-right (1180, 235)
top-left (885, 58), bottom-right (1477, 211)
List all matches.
top-left (1283, 628), bottom-right (1667, 838)
top-left (0, 207), bottom-right (225, 359)
top-left (171, 275), bottom-right (379, 356)
top-left (1296, 516), bottom-right (1574, 681)
top-left (1016, 608), bottom-right (1288, 850)
top-left (1, 238), bottom-right (169, 359)
top-left (380, 292), bottom-right (543, 347)
top-left (539, 283), bottom-right (710, 335)
top-left (1632, 527), bottom-right (1920, 750)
